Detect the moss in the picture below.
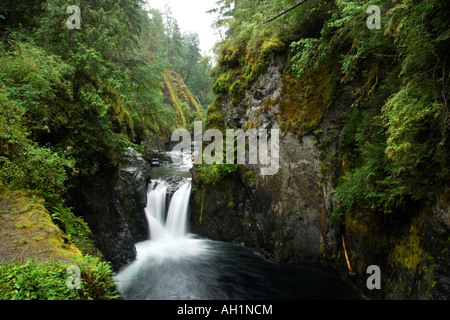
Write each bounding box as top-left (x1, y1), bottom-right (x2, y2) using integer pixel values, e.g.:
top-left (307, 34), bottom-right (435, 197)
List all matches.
top-left (262, 95), bottom-right (281, 113)
top-left (213, 68), bottom-right (245, 105)
top-left (226, 188), bottom-right (235, 209)
top-left (102, 86), bottom-right (135, 141)
top-left (196, 163), bottom-right (240, 185)
top-left (243, 170), bottom-right (255, 184)
top-left (161, 69), bottom-right (203, 131)
top-left (0, 186), bottom-right (120, 299)
top-left (162, 70), bottom-right (189, 129)
top-left (122, 196), bottom-right (132, 220)
top-left (242, 32), bottom-right (285, 86)
top-left (279, 59), bottom-right (339, 137)
top-left (343, 208), bottom-right (437, 298)
top-left (218, 42), bottom-right (242, 69)
top-left (385, 216), bottom-right (435, 298)
top-left (388, 215), bottom-right (424, 271)
top-left (0, 188), bottom-right (82, 265)
top-left (213, 30), bottom-right (286, 108)
top-left (19, 237), bottom-right (29, 245)
top-left (206, 102), bottom-right (226, 131)
top-left (244, 122), bottom-right (255, 131)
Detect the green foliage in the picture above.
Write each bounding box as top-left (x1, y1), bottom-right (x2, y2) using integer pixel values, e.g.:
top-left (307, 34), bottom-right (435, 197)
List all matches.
top-left (127, 58), bottom-right (174, 140)
top-left (289, 38), bottom-right (320, 77)
top-left (210, 0), bottom-right (334, 107)
top-left (0, 87), bottom-right (75, 203)
top-left (212, 0), bottom-right (449, 221)
top-left (0, 0), bottom-right (203, 187)
top-left (196, 163), bottom-right (240, 185)
top-left (47, 203), bottom-right (98, 257)
top-left (0, 0), bottom-right (214, 301)
top-left (0, 256), bottom-right (120, 300)
top-left (148, 7), bottom-right (213, 109)
top-left (382, 85), bottom-right (441, 167)
top-left (211, 0), bottom-right (292, 100)
top-left (0, 145), bottom-right (75, 202)
top-left (282, 0), bottom-right (450, 220)
top-left (0, 38), bottom-right (74, 139)
top-left (32, 0), bottom-right (150, 173)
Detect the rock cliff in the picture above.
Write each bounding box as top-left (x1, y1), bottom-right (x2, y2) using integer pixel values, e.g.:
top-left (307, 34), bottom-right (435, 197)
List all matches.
top-left (69, 148), bottom-right (151, 271)
top-left (190, 50), bottom-right (450, 299)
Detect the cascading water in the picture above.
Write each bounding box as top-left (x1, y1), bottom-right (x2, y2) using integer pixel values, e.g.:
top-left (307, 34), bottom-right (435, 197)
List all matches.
top-left (114, 151), bottom-right (361, 300)
top-left (114, 172), bottom-right (213, 298)
top-left (165, 181), bottom-right (192, 238)
top-left (144, 178), bottom-right (192, 241)
top-left (145, 180), bottom-right (169, 240)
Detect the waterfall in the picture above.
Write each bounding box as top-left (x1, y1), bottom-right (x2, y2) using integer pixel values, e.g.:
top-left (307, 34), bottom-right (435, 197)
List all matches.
top-left (144, 178), bottom-right (192, 240)
top-left (145, 180), bottom-right (169, 240)
top-left (115, 151), bottom-right (361, 300)
top-left (165, 181), bottom-right (192, 238)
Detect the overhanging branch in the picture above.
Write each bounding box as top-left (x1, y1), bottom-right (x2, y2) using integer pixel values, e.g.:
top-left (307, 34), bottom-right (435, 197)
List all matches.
top-left (263, 0), bottom-right (310, 24)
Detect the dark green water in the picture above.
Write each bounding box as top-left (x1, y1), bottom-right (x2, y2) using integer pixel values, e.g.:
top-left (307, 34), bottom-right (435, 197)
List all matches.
top-left (115, 235), bottom-right (361, 300)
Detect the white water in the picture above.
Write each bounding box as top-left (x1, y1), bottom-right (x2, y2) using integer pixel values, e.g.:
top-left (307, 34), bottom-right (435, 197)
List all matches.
top-left (145, 180), bottom-right (169, 240)
top-left (165, 182), bottom-right (192, 238)
top-left (144, 179), bottom-right (192, 240)
top-left (115, 174), bottom-right (212, 294)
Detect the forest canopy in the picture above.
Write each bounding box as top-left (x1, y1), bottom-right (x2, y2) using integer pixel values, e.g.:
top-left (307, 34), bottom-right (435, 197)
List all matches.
top-left (0, 0), bottom-right (212, 206)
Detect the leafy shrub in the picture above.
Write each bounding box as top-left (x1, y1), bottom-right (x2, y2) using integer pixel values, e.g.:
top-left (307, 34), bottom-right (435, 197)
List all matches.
top-left (285, 0), bottom-right (450, 220)
top-left (196, 164), bottom-right (240, 185)
top-left (47, 203), bottom-right (99, 257)
top-left (0, 256), bottom-right (120, 300)
top-left (0, 87), bottom-right (75, 203)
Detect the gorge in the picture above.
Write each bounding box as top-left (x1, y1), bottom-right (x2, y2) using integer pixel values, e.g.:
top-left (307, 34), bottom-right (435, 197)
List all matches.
top-left (113, 151), bottom-right (361, 300)
top-left (0, 0), bottom-right (448, 301)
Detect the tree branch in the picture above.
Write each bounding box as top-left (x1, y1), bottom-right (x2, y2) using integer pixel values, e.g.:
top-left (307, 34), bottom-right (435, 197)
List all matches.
top-left (263, 0), bottom-right (309, 24)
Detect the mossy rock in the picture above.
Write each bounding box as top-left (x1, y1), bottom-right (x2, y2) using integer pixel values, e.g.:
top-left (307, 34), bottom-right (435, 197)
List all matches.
top-left (162, 69), bottom-right (203, 130)
top-left (0, 188), bottom-right (82, 265)
top-left (280, 59), bottom-right (339, 137)
top-left (343, 209), bottom-right (436, 299)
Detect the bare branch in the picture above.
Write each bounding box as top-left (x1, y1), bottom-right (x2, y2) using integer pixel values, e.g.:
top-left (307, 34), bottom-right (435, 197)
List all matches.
top-left (263, 0), bottom-right (309, 24)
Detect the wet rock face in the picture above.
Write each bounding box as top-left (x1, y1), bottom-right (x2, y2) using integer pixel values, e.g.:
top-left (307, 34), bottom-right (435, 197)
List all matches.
top-left (70, 148), bottom-right (151, 271)
top-left (118, 148), bottom-right (152, 243)
top-left (160, 175), bottom-right (186, 194)
top-left (191, 54), bottom-right (337, 264)
top-left (191, 134), bottom-right (329, 264)
top-left (272, 133), bottom-right (324, 262)
top-left (190, 169), bottom-right (276, 258)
